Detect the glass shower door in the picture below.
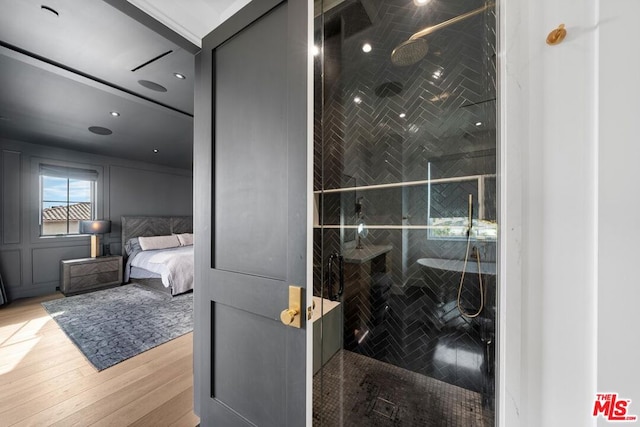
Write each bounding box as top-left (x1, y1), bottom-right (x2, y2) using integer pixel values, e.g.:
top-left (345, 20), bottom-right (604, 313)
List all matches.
top-left (313, 0), bottom-right (497, 425)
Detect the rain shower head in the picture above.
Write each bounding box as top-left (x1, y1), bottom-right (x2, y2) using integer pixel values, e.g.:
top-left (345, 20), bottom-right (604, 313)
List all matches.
top-left (391, 39), bottom-right (429, 67)
top-left (390, 4), bottom-right (492, 67)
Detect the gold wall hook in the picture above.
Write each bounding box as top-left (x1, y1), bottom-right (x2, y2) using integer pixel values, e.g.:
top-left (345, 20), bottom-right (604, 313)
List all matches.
top-left (546, 24), bottom-right (567, 45)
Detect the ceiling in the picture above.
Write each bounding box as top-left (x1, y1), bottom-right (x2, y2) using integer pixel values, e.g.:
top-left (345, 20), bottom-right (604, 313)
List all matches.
top-left (0, 0), bottom-right (248, 170)
top-left (0, 0), bottom-right (494, 171)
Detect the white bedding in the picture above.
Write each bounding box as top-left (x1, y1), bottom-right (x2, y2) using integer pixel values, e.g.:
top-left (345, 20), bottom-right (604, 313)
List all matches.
top-left (130, 246), bottom-right (194, 295)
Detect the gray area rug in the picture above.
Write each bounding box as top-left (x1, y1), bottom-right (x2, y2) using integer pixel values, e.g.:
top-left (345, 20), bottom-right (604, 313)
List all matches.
top-left (42, 284), bottom-right (193, 371)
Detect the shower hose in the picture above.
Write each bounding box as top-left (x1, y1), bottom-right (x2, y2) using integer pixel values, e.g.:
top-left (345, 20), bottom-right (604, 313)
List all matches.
top-left (457, 195), bottom-right (485, 318)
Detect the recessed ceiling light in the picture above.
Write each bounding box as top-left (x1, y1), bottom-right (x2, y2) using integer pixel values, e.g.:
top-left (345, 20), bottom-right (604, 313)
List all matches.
top-left (362, 43), bottom-right (372, 53)
top-left (88, 126), bottom-right (112, 135)
top-left (414, 0), bottom-right (430, 5)
top-left (110, 111), bottom-right (120, 117)
top-left (475, 121), bottom-right (483, 126)
top-left (399, 113), bottom-right (406, 118)
top-left (41, 5), bottom-right (59, 16)
top-left (312, 45), bottom-right (320, 56)
top-left (173, 73), bottom-right (186, 80)
top-left (153, 149), bottom-right (159, 153)
top-left (354, 96), bottom-right (362, 104)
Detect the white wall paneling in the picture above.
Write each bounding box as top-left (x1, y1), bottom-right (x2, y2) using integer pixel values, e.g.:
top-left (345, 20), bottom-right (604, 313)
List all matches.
top-left (502, 0), bottom-right (639, 425)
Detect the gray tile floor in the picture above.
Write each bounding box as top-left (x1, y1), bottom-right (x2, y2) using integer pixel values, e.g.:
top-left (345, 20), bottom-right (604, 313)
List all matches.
top-left (313, 350), bottom-right (493, 426)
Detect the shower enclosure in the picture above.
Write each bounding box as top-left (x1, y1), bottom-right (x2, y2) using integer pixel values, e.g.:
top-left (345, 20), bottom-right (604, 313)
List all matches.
top-left (312, 0), bottom-right (497, 425)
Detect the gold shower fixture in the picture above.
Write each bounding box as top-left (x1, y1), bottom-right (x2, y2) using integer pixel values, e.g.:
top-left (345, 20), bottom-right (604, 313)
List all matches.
top-left (391, 3), bottom-right (493, 66)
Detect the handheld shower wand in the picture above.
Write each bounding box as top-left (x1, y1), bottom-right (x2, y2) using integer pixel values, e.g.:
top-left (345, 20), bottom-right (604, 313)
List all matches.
top-left (467, 193), bottom-right (473, 236)
top-left (457, 193), bottom-right (485, 318)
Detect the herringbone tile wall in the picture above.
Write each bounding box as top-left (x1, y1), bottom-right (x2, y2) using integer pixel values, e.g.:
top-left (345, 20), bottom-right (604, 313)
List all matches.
top-left (314, 0), bottom-right (497, 423)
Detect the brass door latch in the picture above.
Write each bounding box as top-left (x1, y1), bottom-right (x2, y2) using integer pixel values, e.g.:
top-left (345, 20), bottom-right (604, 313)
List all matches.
top-left (280, 285), bottom-right (302, 328)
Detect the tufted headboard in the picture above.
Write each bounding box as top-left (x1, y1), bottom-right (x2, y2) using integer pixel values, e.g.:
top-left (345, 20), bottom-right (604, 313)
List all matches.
top-left (121, 215), bottom-right (193, 262)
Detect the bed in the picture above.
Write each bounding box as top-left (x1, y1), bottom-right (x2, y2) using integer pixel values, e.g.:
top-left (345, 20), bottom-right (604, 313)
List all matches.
top-left (121, 215), bottom-right (194, 295)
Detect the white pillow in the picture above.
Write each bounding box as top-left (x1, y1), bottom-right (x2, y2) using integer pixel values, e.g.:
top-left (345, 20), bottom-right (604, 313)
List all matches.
top-left (176, 233), bottom-right (193, 246)
top-left (138, 234), bottom-right (180, 251)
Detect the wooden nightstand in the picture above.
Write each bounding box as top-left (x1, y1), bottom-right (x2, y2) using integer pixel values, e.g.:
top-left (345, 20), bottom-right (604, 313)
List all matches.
top-left (60, 255), bottom-right (123, 296)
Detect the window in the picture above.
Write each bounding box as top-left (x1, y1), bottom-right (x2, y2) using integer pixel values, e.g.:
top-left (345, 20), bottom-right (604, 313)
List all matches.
top-left (427, 175), bottom-right (497, 241)
top-left (39, 164), bottom-right (98, 236)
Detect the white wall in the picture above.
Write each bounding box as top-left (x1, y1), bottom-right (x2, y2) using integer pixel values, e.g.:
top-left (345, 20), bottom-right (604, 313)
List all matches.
top-left (598, 0), bottom-right (640, 423)
top-left (502, 0), bottom-right (640, 425)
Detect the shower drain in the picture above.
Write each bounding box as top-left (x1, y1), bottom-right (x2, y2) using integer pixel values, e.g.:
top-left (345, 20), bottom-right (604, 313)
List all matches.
top-left (372, 396), bottom-right (399, 419)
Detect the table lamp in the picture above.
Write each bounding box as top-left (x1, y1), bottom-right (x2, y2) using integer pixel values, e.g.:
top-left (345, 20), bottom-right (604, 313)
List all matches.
top-left (79, 220), bottom-right (111, 258)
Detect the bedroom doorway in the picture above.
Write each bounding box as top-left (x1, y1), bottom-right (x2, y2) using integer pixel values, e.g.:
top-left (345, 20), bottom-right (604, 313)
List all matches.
top-left (312, 0), bottom-right (497, 425)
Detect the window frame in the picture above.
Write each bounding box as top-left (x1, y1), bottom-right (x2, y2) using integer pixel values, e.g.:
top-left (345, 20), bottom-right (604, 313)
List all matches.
top-left (39, 172), bottom-right (97, 236)
top-left (32, 158), bottom-right (104, 242)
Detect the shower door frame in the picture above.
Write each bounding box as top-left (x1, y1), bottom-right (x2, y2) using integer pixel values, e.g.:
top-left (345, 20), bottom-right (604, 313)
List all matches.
top-left (313, 0), bottom-right (503, 424)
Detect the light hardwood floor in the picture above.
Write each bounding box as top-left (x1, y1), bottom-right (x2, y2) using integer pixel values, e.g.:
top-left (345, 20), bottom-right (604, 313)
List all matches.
top-left (0, 293), bottom-right (199, 427)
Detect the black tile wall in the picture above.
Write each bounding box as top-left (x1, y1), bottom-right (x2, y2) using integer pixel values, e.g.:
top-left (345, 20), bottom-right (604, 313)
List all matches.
top-left (314, 0), bottom-right (497, 423)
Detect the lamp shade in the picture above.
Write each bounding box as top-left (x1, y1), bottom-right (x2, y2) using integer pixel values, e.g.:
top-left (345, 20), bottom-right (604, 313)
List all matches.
top-left (79, 220), bottom-right (111, 234)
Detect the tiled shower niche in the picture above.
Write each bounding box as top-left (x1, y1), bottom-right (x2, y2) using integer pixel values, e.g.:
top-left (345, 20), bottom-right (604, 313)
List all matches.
top-left (314, 0), bottom-right (497, 425)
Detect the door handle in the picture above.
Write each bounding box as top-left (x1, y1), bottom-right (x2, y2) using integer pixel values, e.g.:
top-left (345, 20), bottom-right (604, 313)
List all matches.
top-left (327, 253), bottom-right (336, 300)
top-left (337, 255), bottom-right (344, 298)
top-left (327, 252), bottom-right (345, 301)
top-left (280, 285), bottom-right (302, 328)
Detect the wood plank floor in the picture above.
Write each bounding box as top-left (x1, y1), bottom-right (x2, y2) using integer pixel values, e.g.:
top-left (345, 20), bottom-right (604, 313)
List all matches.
top-left (0, 293), bottom-right (199, 427)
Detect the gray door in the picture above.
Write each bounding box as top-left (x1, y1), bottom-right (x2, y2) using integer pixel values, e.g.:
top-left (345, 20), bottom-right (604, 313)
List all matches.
top-left (194, 1), bottom-right (310, 426)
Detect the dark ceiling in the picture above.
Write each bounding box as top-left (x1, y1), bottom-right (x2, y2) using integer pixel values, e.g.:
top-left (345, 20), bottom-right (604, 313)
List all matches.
top-left (0, 0), bottom-right (495, 171)
top-left (0, 0), bottom-right (198, 170)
